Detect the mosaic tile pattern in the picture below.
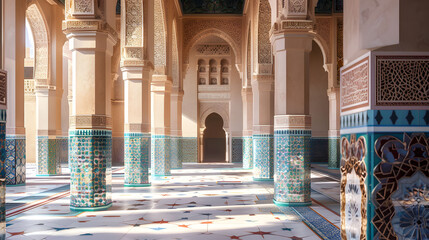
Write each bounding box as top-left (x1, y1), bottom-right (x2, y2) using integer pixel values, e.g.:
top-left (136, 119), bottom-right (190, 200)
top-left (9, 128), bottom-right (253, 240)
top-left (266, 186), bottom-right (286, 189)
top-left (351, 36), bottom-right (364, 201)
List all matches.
top-left (57, 137), bottom-right (68, 164)
top-left (5, 135), bottom-right (25, 185)
top-left (151, 135), bottom-right (171, 176)
top-left (252, 134), bottom-right (274, 180)
top-left (170, 136), bottom-right (182, 169)
top-left (242, 136), bottom-right (253, 169)
top-left (37, 137), bottom-right (61, 176)
top-left (328, 137), bottom-right (340, 169)
top-left (124, 133), bottom-right (150, 186)
top-left (274, 130), bottom-right (311, 205)
top-left (69, 130), bottom-right (112, 209)
top-left (231, 137), bottom-right (243, 163)
top-left (0, 114), bottom-right (5, 239)
top-left (181, 137), bottom-right (197, 163)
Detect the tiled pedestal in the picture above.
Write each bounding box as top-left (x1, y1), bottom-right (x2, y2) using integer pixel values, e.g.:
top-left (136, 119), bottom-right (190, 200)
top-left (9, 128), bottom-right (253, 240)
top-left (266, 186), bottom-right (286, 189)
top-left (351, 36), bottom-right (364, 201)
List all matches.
top-left (124, 133), bottom-right (150, 187)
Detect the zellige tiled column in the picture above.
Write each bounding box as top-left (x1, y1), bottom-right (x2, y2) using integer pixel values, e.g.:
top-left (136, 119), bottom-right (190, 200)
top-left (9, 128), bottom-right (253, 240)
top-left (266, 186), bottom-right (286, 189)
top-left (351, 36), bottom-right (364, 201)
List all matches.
top-left (251, 75), bottom-right (274, 180)
top-left (63, 2), bottom-right (117, 210)
top-left (170, 89), bottom-right (183, 169)
top-left (242, 87), bottom-right (253, 169)
top-left (272, 28), bottom-right (313, 206)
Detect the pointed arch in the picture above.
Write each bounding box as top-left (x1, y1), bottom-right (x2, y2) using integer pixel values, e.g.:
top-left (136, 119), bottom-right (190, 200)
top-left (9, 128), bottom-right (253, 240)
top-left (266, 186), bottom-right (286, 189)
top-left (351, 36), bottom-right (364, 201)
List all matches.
top-left (26, 3), bottom-right (50, 84)
top-left (154, 0), bottom-right (167, 74)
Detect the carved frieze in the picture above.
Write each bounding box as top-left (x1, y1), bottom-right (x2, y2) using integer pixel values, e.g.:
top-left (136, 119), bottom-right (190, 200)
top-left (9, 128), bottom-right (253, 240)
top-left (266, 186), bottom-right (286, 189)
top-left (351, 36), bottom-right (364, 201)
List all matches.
top-left (196, 45), bottom-right (231, 56)
top-left (258, 0), bottom-right (272, 65)
top-left (340, 57), bottom-right (369, 113)
top-left (0, 70), bottom-right (6, 106)
top-left (70, 115), bottom-right (112, 129)
top-left (274, 115), bottom-right (311, 130)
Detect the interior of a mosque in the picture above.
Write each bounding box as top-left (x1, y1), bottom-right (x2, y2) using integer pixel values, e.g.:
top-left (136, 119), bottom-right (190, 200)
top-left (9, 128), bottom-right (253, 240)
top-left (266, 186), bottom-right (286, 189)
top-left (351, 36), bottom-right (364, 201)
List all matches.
top-left (0, 0), bottom-right (428, 239)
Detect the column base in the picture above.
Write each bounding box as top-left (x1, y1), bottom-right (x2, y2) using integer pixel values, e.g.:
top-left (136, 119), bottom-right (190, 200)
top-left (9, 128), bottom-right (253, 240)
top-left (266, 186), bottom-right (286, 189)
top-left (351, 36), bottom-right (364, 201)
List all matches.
top-left (151, 135), bottom-right (171, 176)
top-left (273, 199), bottom-right (312, 207)
top-left (4, 183), bottom-right (25, 187)
top-left (70, 203), bottom-right (113, 212)
top-left (242, 136), bottom-right (253, 169)
top-left (37, 136), bottom-right (62, 176)
top-left (124, 133), bottom-right (150, 186)
top-left (252, 134), bottom-right (274, 179)
top-left (124, 183), bottom-right (151, 188)
top-left (36, 174), bottom-right (60, 177)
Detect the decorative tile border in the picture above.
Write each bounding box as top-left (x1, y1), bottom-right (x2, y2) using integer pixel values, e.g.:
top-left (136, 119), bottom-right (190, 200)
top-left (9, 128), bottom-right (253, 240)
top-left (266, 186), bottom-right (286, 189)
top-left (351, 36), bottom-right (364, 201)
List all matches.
top-left (151, 135), bottom-right (171, 176)
top-left (124, 133), bottom-right (150, 186)
top-left (274, 130), bottom-right (311, 205)
top-left (242, 136), bottom-right (253, 169)
top-left (69, 129), bottom-right (112, 209)
top-left (342, 110), bottom-right (429, 128)
top-left (252, 134), bottom-right (274, 180)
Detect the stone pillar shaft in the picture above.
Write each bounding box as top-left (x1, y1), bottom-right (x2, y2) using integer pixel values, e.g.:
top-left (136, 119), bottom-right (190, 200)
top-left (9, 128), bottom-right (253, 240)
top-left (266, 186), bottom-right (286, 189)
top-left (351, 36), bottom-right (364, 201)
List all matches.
top-left (4, 0), bottom-right (26, 186)
top-left (36, 88), bottom-right (61, 176)
top-left (123, 66), bottom-right (151, 187)
top-left (241, 88), bottom-right (253, 168)
top-left (272, 32), bottom-right (313, 206)
top-left (170, 90), bottom-right (183, 169)
top-left (252, 75), bottom-right (274, 180)
top-left (151, 75), bottom-right (171, 176)
top-left (327, 87), bottom-right (340, 169)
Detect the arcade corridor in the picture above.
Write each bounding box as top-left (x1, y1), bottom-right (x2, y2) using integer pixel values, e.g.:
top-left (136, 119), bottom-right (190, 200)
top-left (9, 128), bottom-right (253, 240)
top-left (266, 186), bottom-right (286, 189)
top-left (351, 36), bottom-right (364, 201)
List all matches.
top-left (5, 164), bottom-right (340, 239)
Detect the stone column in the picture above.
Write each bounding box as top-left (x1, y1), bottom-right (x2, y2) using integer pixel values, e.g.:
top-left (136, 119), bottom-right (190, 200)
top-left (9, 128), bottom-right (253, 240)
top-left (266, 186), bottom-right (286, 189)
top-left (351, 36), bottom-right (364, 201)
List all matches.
top-left (242, 88), bottom-right (253, 169)
top-left (63, 5), bottom-right (117, 210)
top-left (122, 65), bottom-right (151, 187)
top-left (35, 86), bottom-right (60, 176)
top-left (4, 0), bottom-right (26, 186)
top-left (251, 75), bottom-right (274, 180)
top-left (170, 89), bottom-right (183, 169)
top-left (272, 29), bottom-right (313, 206)
top-left (151, 75), bottom-right (171, 177)
top-left (327, 87), bottom-right (340, 169)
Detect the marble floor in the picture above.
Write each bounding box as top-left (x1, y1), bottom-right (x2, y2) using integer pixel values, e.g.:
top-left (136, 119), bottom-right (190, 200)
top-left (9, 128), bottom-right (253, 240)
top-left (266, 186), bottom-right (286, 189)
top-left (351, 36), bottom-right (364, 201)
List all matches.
top-left (5, 163), bottom-right (341, 240)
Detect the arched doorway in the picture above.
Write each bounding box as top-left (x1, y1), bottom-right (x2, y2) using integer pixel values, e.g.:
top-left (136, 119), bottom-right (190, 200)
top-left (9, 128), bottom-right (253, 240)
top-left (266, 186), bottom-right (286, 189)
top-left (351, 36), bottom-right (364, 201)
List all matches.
top-left (203, 113), bottom-right (226, 162)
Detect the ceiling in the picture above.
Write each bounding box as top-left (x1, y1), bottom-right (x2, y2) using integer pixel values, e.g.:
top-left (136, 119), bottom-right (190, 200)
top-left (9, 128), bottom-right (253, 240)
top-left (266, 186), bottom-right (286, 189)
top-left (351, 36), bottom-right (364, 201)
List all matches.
top-left (179, 0), bottom-right (245, 15)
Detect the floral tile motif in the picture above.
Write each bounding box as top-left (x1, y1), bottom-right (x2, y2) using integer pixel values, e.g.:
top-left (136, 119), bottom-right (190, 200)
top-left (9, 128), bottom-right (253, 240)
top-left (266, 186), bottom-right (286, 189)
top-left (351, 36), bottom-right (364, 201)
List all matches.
top-left (340, 134), bottom-right (367, 240)
top-left (151, 135), bottom-right (171, 176)
top-left (252, 134), bottom-right (274, 179)
top-left (373, 133), bottom-right (429, 239)
top-left (124, 133), bottom-right (150, 185)
top-left (69, 130), bottom-right (112, 209)
top-left (274, 130), bottom-right (311, 204)
top-left (242, 136), bottom-right (253, 169)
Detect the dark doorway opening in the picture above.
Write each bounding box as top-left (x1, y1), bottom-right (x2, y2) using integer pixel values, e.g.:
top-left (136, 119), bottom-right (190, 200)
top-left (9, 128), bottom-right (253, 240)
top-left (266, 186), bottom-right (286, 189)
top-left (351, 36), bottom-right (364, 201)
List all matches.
top-left (203, 113), bottom-right (226, 162)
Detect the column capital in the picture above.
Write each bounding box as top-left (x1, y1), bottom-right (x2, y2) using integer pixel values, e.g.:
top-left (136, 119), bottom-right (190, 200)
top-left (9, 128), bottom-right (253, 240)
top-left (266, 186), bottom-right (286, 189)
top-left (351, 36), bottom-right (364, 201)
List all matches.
top-left (327, 87), bottom-right (340, 100)
top-left (151, 75), bottom-right (172, 93)
top-left (62, 19), bottom-right (118, 43)
top-left (241, 87), bottom-right (252, 96)
top-left (69, 115), bottom-right (112, 130)
top-left (251, 75), bottom-right (274, 91)
top-left (121, 65), bottom-right (152, 81)
top-left (271, 31), bottom-right (313, 53)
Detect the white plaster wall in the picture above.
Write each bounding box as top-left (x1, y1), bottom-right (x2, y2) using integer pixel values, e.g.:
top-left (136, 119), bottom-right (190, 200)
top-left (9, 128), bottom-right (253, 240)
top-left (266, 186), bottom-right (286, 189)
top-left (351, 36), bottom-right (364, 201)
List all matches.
top-left (309, 41), bottom-right (328, 138)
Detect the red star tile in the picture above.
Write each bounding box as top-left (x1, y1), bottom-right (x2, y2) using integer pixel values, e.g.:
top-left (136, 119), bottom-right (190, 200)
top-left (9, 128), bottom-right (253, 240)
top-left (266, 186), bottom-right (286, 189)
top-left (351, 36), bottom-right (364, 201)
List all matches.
top-left (8, 231), bottom-right (25, 236)
top-left (178, 224), bottom-right (190, 228)
top-left (230, 236), bottom-right (241, 239)
top-left (201, 221), bottom-right (212, 224)
top-left (249, 231), bottom-right (271, 237)
top-left (152, 219), bottom-right (169, 224)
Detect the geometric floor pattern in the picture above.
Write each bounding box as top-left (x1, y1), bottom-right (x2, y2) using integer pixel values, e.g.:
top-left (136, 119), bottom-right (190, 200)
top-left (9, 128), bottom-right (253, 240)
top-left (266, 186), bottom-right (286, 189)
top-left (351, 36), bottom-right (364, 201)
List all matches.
top-left (5, 163), bottom-right (340, 239)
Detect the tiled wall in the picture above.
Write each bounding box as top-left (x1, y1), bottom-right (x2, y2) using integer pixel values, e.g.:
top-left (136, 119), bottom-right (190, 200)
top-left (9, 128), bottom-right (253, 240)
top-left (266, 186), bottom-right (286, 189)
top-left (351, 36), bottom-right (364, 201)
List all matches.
top-left (231, 137), bottom-right (243, 163)
top-left (5, 135), bottom-right (25, 185)
top-left (182, 137), bottom-right (198, 163)
top-left (124, 133), bottom-right (150, 186)
top-left (252, 134), bottom-right (274, 180)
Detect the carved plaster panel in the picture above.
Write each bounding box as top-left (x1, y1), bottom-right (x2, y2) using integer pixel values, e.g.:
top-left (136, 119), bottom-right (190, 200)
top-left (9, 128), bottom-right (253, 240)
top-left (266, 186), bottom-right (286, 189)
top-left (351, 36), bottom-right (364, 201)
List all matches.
top-left (340, 57), bottom-right (369, 113)
top-left (257, 0), bottom-right (272, 65)
top-left (124, 0), bottom-right (143, 47)
top-left (196, 45), bottom-right (231, 56)
top-left (72, 0), bottom-right (95, 15)
top-left (0, 70), bottom-right (6, 106)
top-left (376, 56), bottom-right (429, 106)
top-left (153, 0), bottom-right (167, 73)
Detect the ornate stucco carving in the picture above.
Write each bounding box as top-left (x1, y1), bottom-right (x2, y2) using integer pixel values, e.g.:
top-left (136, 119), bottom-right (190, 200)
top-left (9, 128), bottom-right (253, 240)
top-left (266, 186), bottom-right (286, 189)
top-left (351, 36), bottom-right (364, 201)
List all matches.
top-left (340, 57), bottom-right (369, 113)
top-left (257, 0), bottom-right (272, 65)
top-left (172, 21), bottom-right (180, 88)
top-left (246, 25), bottom-right (251, 86)
top-left (199, 102), bottom-right (230, 129)
top-left (70, 115), bottom-right (112, 129)
top-left (26, 4), bottom-right (49, 84)
top-left (153, 0), bottom-right (167, 74)
top-left (196, 45), bottom-right (231, 56)
top-left (0, 70), bottom-right (7, 106)
top-left (313, 17), bottom-right (332, 64)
